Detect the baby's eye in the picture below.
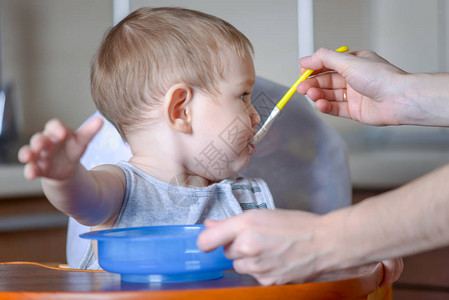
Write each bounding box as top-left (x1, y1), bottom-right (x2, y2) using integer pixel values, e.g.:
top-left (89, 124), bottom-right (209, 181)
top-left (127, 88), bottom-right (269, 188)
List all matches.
top-left (240, 92), bottom-right (250, 102)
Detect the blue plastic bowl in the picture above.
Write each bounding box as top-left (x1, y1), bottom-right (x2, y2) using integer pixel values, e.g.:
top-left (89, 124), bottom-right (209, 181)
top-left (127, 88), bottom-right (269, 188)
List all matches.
top-left (80, 225), bottom-right (233, 283)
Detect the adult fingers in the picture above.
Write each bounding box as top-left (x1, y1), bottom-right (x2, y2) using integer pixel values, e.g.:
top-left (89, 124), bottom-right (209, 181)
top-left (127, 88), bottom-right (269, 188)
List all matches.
top-left (305, 88), bottom-right (347, 103)
top-left (232, 256), bottom-right (275, 277)
top-left (380, 258), bottom-right (404, 288)
top-left (223, 229), bottom-right (264, 260)
top-left (300, 48), bottom-right (353, 75)
top-left (203, 219), bottom-right (220, 228)
top-left (197, 216), bottom-right (243, 252)
top-left (297, 72), bottom-right (346, 94)
top-left (299, 66), bottom-right (334, 77)
top-left (314, 99), bottom-right (352, 119)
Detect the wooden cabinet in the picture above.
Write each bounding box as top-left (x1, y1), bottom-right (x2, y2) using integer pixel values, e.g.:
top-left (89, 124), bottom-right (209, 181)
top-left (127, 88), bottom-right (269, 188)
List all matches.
top-left (0, 195), bottom-right (67, 263)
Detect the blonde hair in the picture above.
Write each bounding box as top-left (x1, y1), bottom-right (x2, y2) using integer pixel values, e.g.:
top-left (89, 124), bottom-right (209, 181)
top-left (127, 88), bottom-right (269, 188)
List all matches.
top-left (91, 7), bottom-right (254, 140)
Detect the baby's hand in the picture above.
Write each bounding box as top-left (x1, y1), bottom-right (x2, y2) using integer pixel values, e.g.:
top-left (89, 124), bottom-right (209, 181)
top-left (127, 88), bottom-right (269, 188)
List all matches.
top-left (18, 117), bottom-right (103, 180)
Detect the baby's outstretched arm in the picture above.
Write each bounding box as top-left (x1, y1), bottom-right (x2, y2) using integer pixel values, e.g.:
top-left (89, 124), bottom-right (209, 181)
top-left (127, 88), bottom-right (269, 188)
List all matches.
top-left (18, 117), bottom-right (125, 226)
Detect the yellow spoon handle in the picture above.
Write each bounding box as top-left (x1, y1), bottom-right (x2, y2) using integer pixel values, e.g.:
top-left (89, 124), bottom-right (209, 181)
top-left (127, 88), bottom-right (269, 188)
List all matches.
top-left (275, 46), bottom-right (349, 110)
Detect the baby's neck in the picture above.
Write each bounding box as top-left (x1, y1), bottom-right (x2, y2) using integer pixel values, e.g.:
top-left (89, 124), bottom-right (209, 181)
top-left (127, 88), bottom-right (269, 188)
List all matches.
top-left (127, 126), bottom-right (212, 187)
top-left (129, 155), bottom-right (211, 187)
top-left (126, 120), bottom-right (216, 187)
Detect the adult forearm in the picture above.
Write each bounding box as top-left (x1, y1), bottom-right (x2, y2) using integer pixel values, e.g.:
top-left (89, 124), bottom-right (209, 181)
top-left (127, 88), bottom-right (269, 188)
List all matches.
top-left (399, 72), bottom-right (449, 126)
top-left (320, 162), bottom-right (449, 272)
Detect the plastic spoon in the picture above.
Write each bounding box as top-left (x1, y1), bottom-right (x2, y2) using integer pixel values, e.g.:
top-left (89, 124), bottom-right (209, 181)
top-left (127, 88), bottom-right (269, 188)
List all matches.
top-left (250, 46), bottom-right (349, 144)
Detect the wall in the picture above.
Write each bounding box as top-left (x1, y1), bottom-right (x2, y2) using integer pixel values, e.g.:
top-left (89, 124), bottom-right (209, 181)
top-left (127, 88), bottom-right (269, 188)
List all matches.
top-left (313, 0), bottom-right (449, 188)
top-left (2, 0), bottom-right (111, 135)
top-left (4, 0), bottom-right (448, 136)
top-left (2, 0), bottom-right (299, 138)
top-left (3, 0), bottom-right (449, 188)
top-left (314, 0), bottom-right (449, 131)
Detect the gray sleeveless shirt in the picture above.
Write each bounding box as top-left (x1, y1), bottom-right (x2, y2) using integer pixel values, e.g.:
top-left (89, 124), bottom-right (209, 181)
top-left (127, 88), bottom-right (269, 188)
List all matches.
top-left (78, 161), bottom-right (274, 269)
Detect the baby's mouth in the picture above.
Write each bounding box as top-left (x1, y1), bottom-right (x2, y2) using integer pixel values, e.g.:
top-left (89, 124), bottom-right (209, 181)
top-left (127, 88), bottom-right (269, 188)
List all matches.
top-left (248, 142), bottom-right (256, 155)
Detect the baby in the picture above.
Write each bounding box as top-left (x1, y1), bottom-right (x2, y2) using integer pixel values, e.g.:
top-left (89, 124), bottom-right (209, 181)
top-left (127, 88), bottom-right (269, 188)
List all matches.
top-left (18, 7), bottom-right (274, 269)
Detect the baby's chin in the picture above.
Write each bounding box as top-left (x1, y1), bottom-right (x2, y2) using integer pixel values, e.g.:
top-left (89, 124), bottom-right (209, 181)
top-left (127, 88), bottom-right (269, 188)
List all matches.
top-left (220, 155), bottom-right (251, 180)
top-left (199, 156), bottom-right (251, 183)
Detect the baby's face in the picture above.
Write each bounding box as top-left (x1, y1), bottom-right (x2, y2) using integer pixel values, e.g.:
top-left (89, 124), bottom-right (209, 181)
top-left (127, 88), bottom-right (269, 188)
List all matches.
top-left (187, 52), bottom-right (260, 181)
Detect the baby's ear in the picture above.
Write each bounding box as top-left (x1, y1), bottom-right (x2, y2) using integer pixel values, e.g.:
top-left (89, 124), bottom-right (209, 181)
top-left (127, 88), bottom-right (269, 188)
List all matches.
top-left (163, 83), bottom-right (193, 133)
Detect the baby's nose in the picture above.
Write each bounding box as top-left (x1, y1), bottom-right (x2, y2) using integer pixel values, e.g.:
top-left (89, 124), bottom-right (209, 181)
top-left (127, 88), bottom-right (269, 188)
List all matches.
top-left (249, 105), bottom-right (261, 127)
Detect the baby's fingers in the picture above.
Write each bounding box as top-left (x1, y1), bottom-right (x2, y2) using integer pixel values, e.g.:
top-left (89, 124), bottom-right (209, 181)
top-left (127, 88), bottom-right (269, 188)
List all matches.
top-left (18, 145), bottom-right (33, 164)
top-left (75, 117), bottom-right (104, 147)
top-left (18, 145), bottom-right (42, 180)
top-left (30, 132), bottom-right (56, 155)
top-left (43, 119), bottom-right (69, 142)
top-left (60, 117), bottom-right (103, 162)
top-left (23, 161), bottom-right (41, 180)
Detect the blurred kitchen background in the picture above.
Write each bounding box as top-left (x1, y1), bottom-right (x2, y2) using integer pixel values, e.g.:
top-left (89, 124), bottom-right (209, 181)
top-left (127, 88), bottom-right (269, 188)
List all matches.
top-left (1, 1), bottom-right (449, 298)
top-left (2, 0), bottom-right (449, 191)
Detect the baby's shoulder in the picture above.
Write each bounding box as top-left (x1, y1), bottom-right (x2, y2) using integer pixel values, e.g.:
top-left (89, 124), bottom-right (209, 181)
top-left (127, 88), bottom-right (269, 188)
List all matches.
top-left (91, 164), bottom-right (126, 182)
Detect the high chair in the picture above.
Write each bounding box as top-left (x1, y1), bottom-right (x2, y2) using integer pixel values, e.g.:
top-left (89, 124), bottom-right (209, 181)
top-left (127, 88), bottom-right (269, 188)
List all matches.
top-left (67, 76), bottom-right (352, 268)
top-left (48, 77), bottom-right (392, 300)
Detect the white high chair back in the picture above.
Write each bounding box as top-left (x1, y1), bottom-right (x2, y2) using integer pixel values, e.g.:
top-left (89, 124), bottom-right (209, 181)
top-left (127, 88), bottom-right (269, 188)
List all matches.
top-left (67, 77), bottom-right (351, 268)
